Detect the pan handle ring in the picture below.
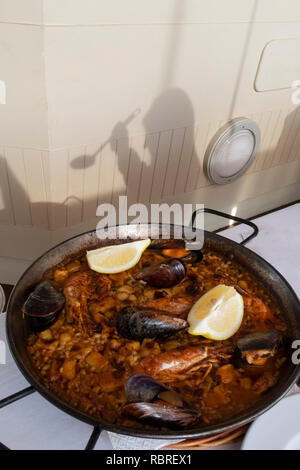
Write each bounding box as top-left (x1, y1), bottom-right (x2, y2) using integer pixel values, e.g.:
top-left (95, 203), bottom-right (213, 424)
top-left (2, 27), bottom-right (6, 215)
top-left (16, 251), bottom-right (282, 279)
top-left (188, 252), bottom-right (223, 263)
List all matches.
top-left (191, 207), bottom-right (259, 246)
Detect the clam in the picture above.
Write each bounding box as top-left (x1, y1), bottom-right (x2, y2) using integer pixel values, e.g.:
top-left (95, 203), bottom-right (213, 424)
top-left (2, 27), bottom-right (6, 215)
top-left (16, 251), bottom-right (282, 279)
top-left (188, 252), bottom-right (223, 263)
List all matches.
top-left (116, 306), bottom-right (188, 340)
top-left (123, 402), bottom-right (200, 428)
top-left (237, 329), bottom-right (282, 366)
top-left (23, 280), bottom-right (65, 330)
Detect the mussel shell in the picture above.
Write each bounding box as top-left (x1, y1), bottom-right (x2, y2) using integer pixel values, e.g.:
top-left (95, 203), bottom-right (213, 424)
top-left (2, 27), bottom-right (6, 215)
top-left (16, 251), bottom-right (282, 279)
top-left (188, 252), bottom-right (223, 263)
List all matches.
top-left (134, 258), bottom-right (186, 288)
top-left (125, 374), bottom-right (168, 403)
top-left (116, 306), bottom-right (188, 340)
top-left (26, 312), bottom-right (61, 332)
top-left (149, 239), bottom-right (185, 250)
top-left (237, 329), bottom-right (282, 353)
top-left (23, 281), bottom-right (65, 319)
top-left (234, 350), bottom-right (277, 377)
top-left (123, 402), bottom-right (200, 428)
top-left (125, 374), bottom-right (191, 408)
top-left (180, 250), bottom-right (203, 264)
top-left (125, 374), bottom-right (189, 408)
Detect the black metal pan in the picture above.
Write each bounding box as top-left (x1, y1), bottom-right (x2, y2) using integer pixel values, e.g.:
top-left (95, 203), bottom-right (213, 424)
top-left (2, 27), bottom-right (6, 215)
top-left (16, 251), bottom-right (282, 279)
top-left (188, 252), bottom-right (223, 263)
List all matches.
top-left (5, 208), bottom-right (300, 440)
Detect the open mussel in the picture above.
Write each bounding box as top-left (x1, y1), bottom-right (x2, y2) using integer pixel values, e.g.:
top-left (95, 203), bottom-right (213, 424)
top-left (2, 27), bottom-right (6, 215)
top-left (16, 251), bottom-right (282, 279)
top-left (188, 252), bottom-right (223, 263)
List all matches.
top-left (236, 329), bottom-right (282, 366)
top-left (149, 239), bottom-right (186, 250)
top-left (125, 374), bottom-right (167, 403)
top-left (149, 238), bottom-right (202, 260)
top-left (125, 374), bottom-right (185, 407)
top-left (180, 250), bottom-right (203, 264)
top-left (116, 306), bottom-right (188, 340)
top-left (123, 373), bottom-right (201, 428)
top-left (123, 402), bottom-right (200, 429)
top-left (23, 280), bottom-right (65, 331)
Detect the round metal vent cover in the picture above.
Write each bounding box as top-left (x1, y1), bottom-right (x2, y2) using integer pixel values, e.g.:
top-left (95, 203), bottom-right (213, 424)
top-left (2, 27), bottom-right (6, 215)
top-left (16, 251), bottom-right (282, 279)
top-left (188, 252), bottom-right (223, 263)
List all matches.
top-left (204, 117), bottom-right (260, 185)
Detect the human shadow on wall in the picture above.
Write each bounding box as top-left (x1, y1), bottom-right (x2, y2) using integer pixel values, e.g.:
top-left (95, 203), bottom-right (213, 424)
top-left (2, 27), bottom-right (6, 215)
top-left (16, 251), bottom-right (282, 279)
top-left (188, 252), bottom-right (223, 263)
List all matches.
top-left (0, 155), bottom-right (58, 232)
top-left (71, 88), bottom-right (200, 207)
top-left (0, 155), bottom-right (90, 233)
top-left (0, 89), bottom-right (200, 233)
top-left (1, 101), bottom-right (299, 236)
top-left (142, 88), bottom-right (198, 200)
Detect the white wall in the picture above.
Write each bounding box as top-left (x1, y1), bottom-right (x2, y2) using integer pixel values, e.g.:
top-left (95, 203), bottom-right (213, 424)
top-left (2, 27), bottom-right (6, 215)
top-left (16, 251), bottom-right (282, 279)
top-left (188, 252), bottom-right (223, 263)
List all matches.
top-left (0, 0), bottom-right (300, 282)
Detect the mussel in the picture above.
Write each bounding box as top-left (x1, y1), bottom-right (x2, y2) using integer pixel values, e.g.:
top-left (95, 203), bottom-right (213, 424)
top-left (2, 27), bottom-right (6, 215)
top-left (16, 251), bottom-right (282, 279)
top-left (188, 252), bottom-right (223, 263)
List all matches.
top-left (126, 374), bottom-right (167, 403)
top-left (123, 402), bottom-right (200, 429)
top-left (179, 250), bottom-right (203, 264)
top-left (237, 329), bottom-right (282, 366)
top-left (125, 374), bottom-right (185, 407)
top-left (134, 258), bottom-right (186, 288)
top-left (23, 280), bottom-right (65, 331)
top-left (116, 306), bottom-right (188, 340)
top-left (134, 250), bottom-right (202, 289)
top-left (149, 239), bottom-right (186, 250)
top-left (124, 371), bottom-right (201, 428)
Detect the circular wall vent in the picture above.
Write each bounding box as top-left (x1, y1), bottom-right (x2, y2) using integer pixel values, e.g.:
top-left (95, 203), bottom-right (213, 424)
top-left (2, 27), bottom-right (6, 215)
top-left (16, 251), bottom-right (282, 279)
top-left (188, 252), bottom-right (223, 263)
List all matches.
top-left (204, 117), bottom-right (260, 185)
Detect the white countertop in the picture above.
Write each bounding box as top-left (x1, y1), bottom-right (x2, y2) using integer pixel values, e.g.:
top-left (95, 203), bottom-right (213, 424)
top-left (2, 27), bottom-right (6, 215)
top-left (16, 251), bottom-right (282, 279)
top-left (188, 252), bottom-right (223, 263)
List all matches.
top-left (219, 203), bottom-right (300, 298)
top-left (0, 203), bottom-right (299, 450)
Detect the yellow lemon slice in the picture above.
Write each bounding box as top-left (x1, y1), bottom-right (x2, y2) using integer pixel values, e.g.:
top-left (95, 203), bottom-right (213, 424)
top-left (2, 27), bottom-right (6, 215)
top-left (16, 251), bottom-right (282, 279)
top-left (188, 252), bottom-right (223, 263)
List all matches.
top-left (187, 284), bottom-right (244, 340)
top-left (86, 238), bottom-right (151, 274)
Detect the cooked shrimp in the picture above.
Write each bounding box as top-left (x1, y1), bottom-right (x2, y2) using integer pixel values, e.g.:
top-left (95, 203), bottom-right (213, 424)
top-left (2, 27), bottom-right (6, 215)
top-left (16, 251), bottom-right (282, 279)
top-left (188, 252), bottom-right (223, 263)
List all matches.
top-left (216, 272), bottom-right (275, 328)
top-left (136, 343), bottom-right (232, 383)
top-left (64, 271), bottom-right (111, 333)
top-left (143, 296), bottom-right (193, 319)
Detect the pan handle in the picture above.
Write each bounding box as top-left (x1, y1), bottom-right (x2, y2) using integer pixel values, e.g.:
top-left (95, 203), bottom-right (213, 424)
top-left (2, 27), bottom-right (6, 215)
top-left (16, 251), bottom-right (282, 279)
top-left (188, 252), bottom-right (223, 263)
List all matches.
top-left (191, 207), bottom-right (259, 246)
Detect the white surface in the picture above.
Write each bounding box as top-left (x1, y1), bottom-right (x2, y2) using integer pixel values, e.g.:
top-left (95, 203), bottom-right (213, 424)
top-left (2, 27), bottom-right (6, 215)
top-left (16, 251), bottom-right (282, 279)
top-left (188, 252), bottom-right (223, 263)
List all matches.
top-left (242, 394), bottom-right (300, 450)
top-left (219, 203), bottom-right (300, 298)
top-left (0, 203), bottom-right (299, 449)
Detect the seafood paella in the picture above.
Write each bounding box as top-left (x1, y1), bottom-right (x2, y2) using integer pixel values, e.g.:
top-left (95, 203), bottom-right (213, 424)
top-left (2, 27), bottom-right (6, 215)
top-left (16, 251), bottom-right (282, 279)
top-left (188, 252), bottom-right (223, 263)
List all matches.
top-left (25, 239), bottom-right (286, 430)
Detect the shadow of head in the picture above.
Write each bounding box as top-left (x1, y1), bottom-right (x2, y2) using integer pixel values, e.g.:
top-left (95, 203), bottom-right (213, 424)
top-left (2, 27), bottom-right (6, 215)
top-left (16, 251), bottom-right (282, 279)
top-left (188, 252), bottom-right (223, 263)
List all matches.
top-left (69, 88), bottom-right (195, 172)
top-left (143, 88), bottom-right (195, 144)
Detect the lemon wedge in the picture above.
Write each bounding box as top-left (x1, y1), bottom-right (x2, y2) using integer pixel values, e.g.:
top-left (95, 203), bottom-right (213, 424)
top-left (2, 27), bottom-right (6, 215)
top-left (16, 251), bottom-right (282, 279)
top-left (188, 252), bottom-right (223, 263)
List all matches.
top-left (86, 238), bottom-right (151, 274)
top-left (187, 284), bottom-right (244, 340)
